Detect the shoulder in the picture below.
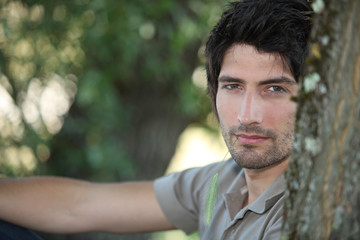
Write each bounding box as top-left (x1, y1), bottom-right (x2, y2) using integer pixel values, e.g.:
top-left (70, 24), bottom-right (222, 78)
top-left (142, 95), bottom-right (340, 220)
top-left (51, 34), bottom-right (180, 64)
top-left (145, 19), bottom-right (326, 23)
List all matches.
top-left (155, 159), bottom-right (240, 191)
top-left (155, 159), bottom-right (242, 220)
top-left (152, 159), bottom-right (241, 234)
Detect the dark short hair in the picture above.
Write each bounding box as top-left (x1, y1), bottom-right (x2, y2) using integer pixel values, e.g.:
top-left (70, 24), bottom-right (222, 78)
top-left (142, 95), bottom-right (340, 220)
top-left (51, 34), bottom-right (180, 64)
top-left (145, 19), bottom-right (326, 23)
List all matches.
top-left (205, 0), bottom-right (313, 117)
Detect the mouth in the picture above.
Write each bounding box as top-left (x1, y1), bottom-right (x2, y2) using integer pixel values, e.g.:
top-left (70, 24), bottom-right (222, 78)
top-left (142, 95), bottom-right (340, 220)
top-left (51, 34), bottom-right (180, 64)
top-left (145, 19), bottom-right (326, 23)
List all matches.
top-left (235, 134), bottom-right (270, 145)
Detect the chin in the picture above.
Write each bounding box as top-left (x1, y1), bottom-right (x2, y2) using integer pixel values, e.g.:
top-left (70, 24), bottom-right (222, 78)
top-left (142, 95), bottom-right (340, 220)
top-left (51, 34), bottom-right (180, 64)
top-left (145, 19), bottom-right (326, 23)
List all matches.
top-left (234, 154), bottom-right (290, 170)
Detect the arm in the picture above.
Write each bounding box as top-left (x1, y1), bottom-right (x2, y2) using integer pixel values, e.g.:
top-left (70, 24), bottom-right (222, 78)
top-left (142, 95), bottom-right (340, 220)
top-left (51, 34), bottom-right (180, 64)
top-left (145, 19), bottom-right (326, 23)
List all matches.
top-left (0, 177), bottom-right (175, 234)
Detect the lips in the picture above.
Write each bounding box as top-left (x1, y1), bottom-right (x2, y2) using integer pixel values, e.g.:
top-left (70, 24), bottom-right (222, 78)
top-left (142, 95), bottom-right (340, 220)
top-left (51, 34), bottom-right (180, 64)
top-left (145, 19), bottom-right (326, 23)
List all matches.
top-left (235, 134), bottom-right (269, 145)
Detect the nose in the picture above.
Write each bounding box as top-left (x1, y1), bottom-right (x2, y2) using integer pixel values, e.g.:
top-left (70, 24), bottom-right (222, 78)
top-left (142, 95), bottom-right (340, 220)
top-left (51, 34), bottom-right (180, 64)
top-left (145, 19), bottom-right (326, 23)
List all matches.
top-left (237, 92), bottom-right (263, 125)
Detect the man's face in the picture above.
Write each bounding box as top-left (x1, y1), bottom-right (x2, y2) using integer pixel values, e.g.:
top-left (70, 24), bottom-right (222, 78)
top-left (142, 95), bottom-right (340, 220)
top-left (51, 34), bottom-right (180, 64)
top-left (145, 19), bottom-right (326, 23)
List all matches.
top-left (216, 44), bottom-right (298, 169)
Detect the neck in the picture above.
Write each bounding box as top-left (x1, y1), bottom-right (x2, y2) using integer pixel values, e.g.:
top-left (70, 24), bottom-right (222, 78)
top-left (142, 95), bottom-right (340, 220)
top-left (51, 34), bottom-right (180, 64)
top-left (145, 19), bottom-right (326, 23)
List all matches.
top-left (243, 158), bottom-right (289, 206)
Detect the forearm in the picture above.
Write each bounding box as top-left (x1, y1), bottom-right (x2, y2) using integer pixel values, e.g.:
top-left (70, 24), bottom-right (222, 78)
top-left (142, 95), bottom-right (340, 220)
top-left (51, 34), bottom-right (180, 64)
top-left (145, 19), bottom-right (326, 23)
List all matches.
top-left (0, 177), bottom-right (174, 234)
top-left (0, 177), bottom-right (94, 233)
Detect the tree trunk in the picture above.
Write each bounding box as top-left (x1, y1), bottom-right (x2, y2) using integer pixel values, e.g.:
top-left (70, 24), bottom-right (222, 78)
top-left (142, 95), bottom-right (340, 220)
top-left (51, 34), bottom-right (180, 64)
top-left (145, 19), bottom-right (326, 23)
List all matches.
top-left (283, 0), bottom-right (360, 239)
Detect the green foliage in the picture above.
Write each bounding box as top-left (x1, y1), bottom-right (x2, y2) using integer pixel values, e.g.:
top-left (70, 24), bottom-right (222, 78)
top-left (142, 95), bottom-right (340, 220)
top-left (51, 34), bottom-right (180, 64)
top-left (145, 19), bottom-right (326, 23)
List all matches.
top-left (0, 1), bottom-right (229, 239)
top-left (0, 0), bottom-right (228, 182)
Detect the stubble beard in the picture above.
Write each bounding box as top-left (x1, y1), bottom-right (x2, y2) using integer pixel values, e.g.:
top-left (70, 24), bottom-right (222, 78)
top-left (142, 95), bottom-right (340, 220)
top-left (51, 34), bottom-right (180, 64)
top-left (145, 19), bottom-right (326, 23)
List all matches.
top-left (221, 124), bottom-right (294, 169)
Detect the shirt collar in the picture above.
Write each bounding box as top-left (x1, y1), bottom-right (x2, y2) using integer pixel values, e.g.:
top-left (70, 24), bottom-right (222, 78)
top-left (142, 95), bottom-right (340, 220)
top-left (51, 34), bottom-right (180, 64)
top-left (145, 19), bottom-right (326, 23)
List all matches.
top-left (223, 170), bottom-right (285, 220)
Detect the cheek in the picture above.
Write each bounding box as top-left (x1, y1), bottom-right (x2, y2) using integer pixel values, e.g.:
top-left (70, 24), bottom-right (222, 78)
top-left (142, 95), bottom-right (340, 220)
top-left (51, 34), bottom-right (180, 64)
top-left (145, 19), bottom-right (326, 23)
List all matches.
top-left (286, 102), bottom-right (297, 122)
top-left (216, 94), bottom-right (239, 123)
top-left (265, 103), bottom-right (296, 128)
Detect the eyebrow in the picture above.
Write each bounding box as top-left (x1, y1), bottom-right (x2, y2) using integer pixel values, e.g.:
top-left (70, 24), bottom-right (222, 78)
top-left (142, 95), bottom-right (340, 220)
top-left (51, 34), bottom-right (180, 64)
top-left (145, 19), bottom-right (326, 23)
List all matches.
top-left (218, 76), bottom-right (297, 86)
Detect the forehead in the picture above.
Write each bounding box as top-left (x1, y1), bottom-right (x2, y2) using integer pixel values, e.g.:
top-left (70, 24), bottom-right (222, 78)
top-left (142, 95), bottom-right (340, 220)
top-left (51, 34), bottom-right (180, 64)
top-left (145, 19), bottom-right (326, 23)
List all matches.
top-left (219, 44), bottom-right (294, 82)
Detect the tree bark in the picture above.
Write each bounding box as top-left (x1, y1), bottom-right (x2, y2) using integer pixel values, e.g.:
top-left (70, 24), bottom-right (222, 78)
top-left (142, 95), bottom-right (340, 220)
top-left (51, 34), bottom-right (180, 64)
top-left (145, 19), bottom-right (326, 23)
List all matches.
top-left (283, 0), bottom-right (360, 239)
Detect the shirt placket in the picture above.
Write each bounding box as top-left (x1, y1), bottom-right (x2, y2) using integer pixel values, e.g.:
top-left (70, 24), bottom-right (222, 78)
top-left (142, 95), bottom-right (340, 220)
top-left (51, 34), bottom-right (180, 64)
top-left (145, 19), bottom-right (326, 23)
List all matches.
top-left (220, 218), bottom-right (244, 240)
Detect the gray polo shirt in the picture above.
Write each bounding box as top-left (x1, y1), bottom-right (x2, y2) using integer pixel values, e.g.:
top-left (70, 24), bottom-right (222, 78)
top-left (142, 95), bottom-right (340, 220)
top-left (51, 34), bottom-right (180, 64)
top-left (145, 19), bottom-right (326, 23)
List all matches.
top-left (154, 159), bottom-right (285, 240)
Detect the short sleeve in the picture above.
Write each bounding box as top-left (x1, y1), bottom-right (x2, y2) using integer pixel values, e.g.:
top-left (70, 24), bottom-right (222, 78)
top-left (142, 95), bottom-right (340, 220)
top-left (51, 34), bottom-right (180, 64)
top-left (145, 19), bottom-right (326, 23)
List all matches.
top-left (154, 163), bottom-right (221, 234)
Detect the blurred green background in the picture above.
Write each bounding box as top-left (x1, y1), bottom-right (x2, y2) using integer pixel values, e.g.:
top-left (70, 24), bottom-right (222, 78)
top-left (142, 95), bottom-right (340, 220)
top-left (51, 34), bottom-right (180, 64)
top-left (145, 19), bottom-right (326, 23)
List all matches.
top-left (0, 0), bottom-right (228, 239)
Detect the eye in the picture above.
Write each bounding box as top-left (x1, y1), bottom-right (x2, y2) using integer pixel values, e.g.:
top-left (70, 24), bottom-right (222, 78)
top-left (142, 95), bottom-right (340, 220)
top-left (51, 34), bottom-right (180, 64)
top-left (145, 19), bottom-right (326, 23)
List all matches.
top-left (223, 84), bottom-right (243, 90)
top-left (267, 86), bottom-right (286, 93)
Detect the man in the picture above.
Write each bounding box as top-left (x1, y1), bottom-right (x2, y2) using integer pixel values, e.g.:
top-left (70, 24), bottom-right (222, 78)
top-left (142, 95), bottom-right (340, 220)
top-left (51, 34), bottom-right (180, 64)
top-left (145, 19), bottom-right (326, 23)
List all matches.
top-left (0, 0), bottom-right (313, 239)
